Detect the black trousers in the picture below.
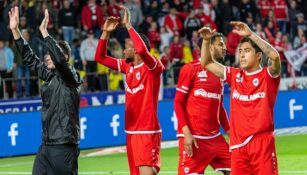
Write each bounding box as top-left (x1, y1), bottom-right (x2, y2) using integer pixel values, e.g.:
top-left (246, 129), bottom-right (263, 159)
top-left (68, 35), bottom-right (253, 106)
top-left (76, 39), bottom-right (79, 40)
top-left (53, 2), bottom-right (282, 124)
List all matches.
top-left (32, 144), bottom-right (79, 175)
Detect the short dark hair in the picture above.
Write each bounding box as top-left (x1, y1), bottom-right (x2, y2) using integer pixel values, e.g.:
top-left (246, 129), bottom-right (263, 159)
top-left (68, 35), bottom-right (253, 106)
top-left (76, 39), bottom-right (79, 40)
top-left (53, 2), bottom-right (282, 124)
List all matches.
top-left (57, 40), bottom-right (71, 61)
top-left (239, 37), bottom-right (262, 53)
top-left (138, 33), bottom-right (151, 51)
top-left (210, 32), bottom-right (224, 44)
top-left (197, 32), bottom-right (224, 48)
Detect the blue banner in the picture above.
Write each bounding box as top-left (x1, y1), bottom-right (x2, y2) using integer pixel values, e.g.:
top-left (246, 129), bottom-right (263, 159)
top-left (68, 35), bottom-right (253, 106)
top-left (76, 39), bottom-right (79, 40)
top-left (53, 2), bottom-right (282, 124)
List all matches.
top-left (1, 90), bottom-right (306, 157)
top-left (0, 88), bottom-right (178, 114)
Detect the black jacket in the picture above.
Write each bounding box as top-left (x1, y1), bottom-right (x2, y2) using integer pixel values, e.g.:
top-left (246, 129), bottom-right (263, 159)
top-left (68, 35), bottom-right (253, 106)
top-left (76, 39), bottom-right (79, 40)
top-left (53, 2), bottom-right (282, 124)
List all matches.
top-left (15, 36), bottom-right (82, 145)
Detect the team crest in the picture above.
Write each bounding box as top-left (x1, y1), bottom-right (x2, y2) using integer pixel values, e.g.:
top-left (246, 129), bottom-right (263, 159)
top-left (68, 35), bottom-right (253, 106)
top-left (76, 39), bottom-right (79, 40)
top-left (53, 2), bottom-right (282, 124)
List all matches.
top-left (136, 72), bottom-right (141, 80)
top-left (198, 70), bottom-right (208, 78)
top-left (236, 73), bottom-right (243, 83)
top-left (253, 78), bottom-right (259, 86)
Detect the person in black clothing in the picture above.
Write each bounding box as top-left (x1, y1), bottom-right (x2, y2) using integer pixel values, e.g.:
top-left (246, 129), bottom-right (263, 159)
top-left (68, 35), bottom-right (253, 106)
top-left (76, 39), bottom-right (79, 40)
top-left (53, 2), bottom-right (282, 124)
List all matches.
top-left (9, 7), bottom-right (82, 175)
top-left (58, 0), bottom-right (76, 44)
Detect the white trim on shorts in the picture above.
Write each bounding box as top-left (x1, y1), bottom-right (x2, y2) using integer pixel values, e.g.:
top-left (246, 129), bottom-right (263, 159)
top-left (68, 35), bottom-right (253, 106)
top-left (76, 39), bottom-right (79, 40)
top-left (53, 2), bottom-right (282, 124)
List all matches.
top-left (177, 132), bottom-right (221, 139)
top-left (230, 135), bottom-right (254, 150)
top-left (125, 129), bottom-right (162, 134)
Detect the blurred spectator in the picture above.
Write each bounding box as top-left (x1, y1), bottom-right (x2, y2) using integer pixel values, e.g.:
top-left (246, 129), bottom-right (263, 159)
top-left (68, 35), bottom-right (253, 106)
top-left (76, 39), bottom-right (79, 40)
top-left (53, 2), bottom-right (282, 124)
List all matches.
top-left (81, 0), bottom-right (104, 38)
top-left (226, 31), bottom-right (242, 66)
top-left (246, 14), bottom-right (256, 31)
top-left (255, 23), bottom-right (266, 39)
top-left (80, 30), bottom-right (98, 92)
top-left (58, 0), bottom-right (77, 44)
top-left (272, 0), bottom-right (288, 33)
top-left (145, 0), bottom-right (161, 20)
top-left (160, 46), bottom-right (171, 86)
top-left (293, 28), bottom-right (306, 49)
top-left (184, 10), bottom-right (202, 40)
top-left (20, 0), bottom-right (37, 32)
top-left (170, 35), bottom-right (184, 84)
top-left (109, 70), bottom-right (123, 91)
top-left (138, 15), bottom-right (153, 35)
top-left (219, 0), bottom-right (234, 34)
top-left (0, 38), bottom-right (14, 99)
top-left (288, 0), bottom-right (301, 40)
top-left (257, 0), bottom-right (272, 19)
top-left (125, 0), bottom-right (143, 30)
top-left (72, 38), bottom-right (83, 71)
top-left (200, 0), bottom-right (216, 22)
top-left (107, 0), bottom-right (121, 18)
top-left (147, 21), bottom-right (161, 49)
top-left (195, 7), bottom-right (218, 31)
top-left (159, 26), bottom-right (173, 52)
top-left (163, 8), bottom-right (183, 36)
top-left (238, 0), bottom-right (259, 23)
top-left (264, 20), bottom-right (278, 43)
top-left (0, 0), bottom-right (12, 41)
top-left (183, 40), bottom-right (193, 64)
top-left (296, 13), bottom-right (307, 37)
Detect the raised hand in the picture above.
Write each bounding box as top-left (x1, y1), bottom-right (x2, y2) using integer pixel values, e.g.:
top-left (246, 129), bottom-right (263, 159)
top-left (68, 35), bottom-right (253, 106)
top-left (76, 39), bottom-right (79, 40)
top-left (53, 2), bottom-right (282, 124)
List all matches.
top-left (8, 6), bottom-right (19, 30)
top-left (39, 9), bottom-right (49, 38)
top-left (230, 21), bottom-right (252, 37)
top-left (119, 5), bottom-right (131, 28)
top-left (103, 16), bottom-right (120, 32)
top-left (198, 26), bottom-right (215, 41)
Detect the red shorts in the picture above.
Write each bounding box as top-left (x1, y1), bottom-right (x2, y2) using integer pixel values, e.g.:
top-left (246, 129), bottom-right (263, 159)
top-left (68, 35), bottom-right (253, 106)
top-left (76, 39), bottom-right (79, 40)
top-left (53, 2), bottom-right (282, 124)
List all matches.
top-left (126, 133), bottom-right (161, 175)
top-left (178, 135), bottom-right (231, 175)
top-left (231, 132), bottom-right (278, 175)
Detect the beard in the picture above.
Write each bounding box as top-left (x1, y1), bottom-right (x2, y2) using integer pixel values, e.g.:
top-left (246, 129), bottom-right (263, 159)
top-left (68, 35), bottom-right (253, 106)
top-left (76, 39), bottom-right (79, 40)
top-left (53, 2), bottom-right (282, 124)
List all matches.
top-left (125, 57), bottom-right (134, 63)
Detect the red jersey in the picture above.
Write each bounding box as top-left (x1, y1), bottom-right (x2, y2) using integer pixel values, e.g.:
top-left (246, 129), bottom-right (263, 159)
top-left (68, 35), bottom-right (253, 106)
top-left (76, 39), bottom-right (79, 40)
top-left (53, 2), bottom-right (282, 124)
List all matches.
top-left (257, 0), bottom-right (272, 18)
top-left (95, 28), bottom-right (164, 134)
top-left (174, 60), bottom-right (230, 138)
top-left (224, 67), bottom-right (280, 149)
top-left (272, 0), bottom-right (288, 20)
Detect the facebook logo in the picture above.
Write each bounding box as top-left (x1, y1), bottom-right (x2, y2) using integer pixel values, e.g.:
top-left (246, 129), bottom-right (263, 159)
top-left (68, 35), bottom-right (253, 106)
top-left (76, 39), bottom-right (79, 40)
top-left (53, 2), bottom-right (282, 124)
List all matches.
top-left (80, 117), bottom-right (87, 140)
top-left (110, 114), bottom-right (120, 136)
top-left (171, 111), bottom-right (178, 131)
top-left (8, 123), bottom-right (18, 146)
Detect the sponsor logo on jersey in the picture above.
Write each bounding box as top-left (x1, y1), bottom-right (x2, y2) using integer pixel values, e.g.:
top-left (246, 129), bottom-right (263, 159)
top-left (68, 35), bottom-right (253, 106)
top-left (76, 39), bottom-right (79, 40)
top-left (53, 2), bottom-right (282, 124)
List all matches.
top-left (194, 89), bottom-right (220, 99)
top-left (232, 90), bottom-right (265, 101)
top-left (126, 84), bottom-right (144, 94)
top-left (136, 72), bottom-right (141, 80)
top-left (253, 78), bottom-right (259, 86)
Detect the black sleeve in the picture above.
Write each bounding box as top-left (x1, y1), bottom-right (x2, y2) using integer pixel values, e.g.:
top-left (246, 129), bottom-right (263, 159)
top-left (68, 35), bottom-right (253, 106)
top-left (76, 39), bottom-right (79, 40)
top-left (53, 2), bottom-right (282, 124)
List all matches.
top-left (44, 35), bottom-right (81, 87)
top-left (15, 37), bottom-right (53, 82)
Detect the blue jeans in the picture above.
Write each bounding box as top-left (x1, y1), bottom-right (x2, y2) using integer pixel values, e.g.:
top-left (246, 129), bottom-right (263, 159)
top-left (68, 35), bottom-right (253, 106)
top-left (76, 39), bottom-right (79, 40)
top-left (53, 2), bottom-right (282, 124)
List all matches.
top-left (16, 66), bottom-right (30, 97)
top-left (62, 26), bottom-right (75, 44)
top-left (277, 20), bottom-right (287, 34)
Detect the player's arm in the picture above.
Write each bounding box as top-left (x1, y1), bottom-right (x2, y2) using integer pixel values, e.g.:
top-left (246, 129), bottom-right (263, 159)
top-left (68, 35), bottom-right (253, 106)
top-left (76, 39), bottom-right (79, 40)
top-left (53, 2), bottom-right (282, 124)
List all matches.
top-left (9, 7), bottom-right (53, 82)
top-left (121, 5), bottom-right (164, 71)
top-left (199, 27), bottom-right (225, 79)
top-left (39, 10), bottom-right (80, 87)
top-left (95, 17), bottom-right (124, 72)
top-left (230, 21), bottom-right (281, 77)
top-left (174, 66), bottom-right (198, 157)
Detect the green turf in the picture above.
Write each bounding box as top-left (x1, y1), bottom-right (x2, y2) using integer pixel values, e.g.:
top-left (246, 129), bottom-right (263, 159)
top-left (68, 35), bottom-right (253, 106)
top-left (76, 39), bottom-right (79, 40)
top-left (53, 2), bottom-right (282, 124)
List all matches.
top-left (0, 134), bottom-right (307, 174)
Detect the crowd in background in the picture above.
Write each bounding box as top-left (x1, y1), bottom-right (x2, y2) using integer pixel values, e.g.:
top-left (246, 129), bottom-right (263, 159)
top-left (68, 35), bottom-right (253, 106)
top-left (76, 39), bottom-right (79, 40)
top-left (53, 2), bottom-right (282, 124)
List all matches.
top-left (0, 0), bottom-right (307, 99)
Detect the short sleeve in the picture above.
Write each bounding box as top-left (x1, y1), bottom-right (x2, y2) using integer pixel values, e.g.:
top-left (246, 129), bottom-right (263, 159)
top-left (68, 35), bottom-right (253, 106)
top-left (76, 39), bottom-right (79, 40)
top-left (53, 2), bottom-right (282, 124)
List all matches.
top-left (176, 64), bottom-right (192, 94)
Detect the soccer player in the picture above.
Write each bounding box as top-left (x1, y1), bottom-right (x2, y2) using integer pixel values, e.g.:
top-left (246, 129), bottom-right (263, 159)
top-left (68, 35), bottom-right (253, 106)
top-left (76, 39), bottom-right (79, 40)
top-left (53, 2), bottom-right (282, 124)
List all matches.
top-left (174, 33), bottom-right (231, 175)
top-left (199, 21), bottom-right (281, 175)
top-left (95, 6), bottom-right (164, 175)
top-left (9, 7), bottom-right (82, 175)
